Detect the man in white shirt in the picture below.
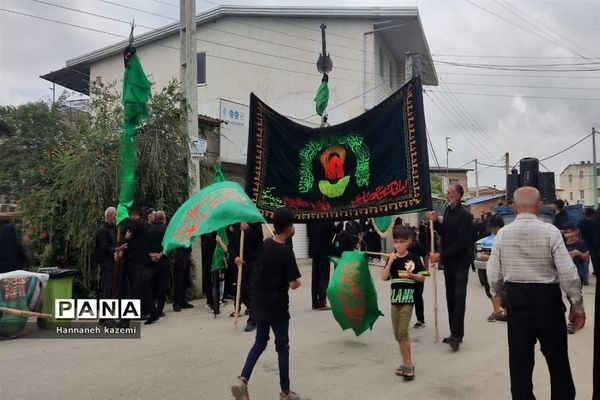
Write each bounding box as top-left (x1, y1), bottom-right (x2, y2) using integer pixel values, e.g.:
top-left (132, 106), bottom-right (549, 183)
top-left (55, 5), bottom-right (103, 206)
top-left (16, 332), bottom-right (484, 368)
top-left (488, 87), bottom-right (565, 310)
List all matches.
top-left (487, 186), bottom-right (585, 400)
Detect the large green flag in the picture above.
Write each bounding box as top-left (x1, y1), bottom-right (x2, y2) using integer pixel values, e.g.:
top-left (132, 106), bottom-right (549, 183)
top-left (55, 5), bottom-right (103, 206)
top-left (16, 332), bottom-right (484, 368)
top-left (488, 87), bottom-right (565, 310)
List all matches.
top-left (162, 181), bottom-right (265, 255)
top-left (327, 251), bottom-right (383, 336)
top-left (116, 53), bottom-right (152, 225)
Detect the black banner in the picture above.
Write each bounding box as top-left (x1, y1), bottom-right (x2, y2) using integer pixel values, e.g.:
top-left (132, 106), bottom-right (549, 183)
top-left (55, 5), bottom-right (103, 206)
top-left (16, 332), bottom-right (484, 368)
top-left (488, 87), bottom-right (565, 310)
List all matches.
top-left (245, 77), bottom-right (431, 221)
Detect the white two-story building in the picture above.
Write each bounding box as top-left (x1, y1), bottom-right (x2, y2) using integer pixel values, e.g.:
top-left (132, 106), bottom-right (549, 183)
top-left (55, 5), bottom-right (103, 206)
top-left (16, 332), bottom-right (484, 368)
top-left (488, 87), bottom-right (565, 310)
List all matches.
top-left (43, 5), bottom-right (438, 258)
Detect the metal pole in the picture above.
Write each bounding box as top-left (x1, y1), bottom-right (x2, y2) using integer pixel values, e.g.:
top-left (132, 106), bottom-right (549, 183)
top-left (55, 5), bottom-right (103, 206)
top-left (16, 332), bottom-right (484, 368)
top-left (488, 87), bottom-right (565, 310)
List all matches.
top-left (475, 158), bottom-right (479, 198)
top-left (592, 127), bottom-right (598, 207)
top-left (180, 0), bottom-right (202, 297)
top-left (505, 152), bottom-right (510, 176)
top-left (445, 137), bottom-right (451, 185)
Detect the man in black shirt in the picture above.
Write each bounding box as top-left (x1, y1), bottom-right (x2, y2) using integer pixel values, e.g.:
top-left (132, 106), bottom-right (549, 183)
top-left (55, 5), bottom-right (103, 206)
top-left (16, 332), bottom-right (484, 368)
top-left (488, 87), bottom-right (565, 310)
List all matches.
top-left (172, 247), bottom-right (193, 312)
top-left (428, 184), bottom-right (474, 351)
top-left (231, 209), bottom-right (306, 400)
top-left (119, 208), bottom-right (150, 316)
top-left (307, 221), bottom-right (336, 310)
top-left (552, 199), bottom-right (569, 231)
top-left (95, 207), bottom-right (126, 301)
top-left (144, 211), bottom-right (170, 325)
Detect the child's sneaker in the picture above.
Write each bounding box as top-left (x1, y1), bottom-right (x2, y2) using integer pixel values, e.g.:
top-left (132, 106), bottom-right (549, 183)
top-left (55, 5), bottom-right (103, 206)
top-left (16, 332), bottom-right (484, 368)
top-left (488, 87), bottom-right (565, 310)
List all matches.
top-left (413, 321), bottom-right (425, 329)
top-left (280, 390), bottom-right (309, 400)
top-left (231, 377), bottom-right (249, 400)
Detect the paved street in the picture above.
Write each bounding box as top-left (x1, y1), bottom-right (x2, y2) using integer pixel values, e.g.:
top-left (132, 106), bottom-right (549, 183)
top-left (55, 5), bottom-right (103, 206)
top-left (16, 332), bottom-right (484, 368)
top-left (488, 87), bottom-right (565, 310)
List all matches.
top-left (1, 260), bottom-right (595, 400)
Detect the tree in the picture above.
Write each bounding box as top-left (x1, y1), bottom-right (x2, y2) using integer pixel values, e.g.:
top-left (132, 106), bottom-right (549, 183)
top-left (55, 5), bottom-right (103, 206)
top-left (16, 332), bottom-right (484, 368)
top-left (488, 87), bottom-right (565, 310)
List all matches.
top-left (0, 80), bottom-right (209, 296)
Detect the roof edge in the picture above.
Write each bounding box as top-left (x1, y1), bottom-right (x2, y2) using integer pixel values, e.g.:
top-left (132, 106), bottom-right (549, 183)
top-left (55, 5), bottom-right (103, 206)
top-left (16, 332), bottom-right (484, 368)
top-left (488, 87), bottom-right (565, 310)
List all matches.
top-left (66, 5), bottom-right (420, 67)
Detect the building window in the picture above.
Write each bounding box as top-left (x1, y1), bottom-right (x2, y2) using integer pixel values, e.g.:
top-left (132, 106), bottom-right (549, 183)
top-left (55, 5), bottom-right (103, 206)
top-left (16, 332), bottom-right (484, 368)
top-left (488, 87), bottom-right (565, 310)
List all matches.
top-left (569, 192), bottom-right (573, 201)
top-left (580, 190), bottom-right (585, 199)
top-left (389, 62), bottom-right (393, 89)
top-left (197, 52), bottom-right (206, 85)
top-left (396, 62), bottom-right (403, 86)
top-left (379, 48), bottom-right (384, 77)
top-left (579, 170), bottom-right (584, 179)
top-left (596, 168), bottom-right (600, 176)
top-left (568, 174), bottom-right (572, 182)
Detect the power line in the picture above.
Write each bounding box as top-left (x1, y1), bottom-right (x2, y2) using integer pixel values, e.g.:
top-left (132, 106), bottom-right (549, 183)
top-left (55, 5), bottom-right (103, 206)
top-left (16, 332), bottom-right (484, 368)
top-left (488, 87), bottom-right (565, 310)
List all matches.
top-left (0, 7), bottom-right (126, 39)
top-left (433, 53), bottom-right (600, 60)
top-left (427, 89), bottom-right (600, 102)
top-left (438, 59), bottom-right (600, 68)
top-left (437, 71), bottom-right (600, 79)
top-left (443, 81), bottom-right (600, 91)
top-left (97, 0), bottom-right (178, 21)
top-left (437, 78), bottom-right (504, 155)
top-left (425, 91), bottom-right (498, 162)
top-left (494, 0), bottom-right (595, 60)
top-left (426, 128), bottom-right (441, 169)
top-left (463, 0), bottom-right (589, 60)
top-left (430, 83), bottom-right (502, 160)
top-left (539, 133), bottom-right (593, 161)
top-left (434, 60), bottom-right (600, 72)
top-left (149, 0), bottom-right (179, 9)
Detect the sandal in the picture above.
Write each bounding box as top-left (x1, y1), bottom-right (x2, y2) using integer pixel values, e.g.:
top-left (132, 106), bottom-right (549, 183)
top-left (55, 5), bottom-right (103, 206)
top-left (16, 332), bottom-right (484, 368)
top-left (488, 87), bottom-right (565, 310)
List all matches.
top-left (395, 365), bottom-right (415, 381)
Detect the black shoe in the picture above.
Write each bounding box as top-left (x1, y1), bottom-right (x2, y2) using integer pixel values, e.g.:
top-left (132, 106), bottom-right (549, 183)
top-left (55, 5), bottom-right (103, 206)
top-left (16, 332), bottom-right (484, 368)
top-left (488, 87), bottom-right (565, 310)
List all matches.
top-left (173, 305), bottom-right (182, 312)
top-left (244, 309), bottom-right (251, 316)
top-left (141, 314), bottom-right (150, 321)
top-left (244, 324), bottom-right (256, 332)
top-left (160, 311), bottom-right (166, 317)
top-left (181, 302), bottom-right (194, 309)
top-left (442, 336), bottom-right (462, 343)
top-left (144, 315), bottom-right (159, 325)
top-left (447, 337), bottom-right (460, 351)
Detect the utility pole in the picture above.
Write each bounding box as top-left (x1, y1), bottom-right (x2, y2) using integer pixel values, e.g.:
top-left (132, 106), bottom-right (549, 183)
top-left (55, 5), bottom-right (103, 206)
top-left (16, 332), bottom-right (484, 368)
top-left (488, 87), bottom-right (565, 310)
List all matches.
top-left (505, 152), bottom-right (510, 176)
top-left (445, 137), bottom-right (451, 190)
top-left (180, 0), bottom-right (202, 294)
top-left (593, 127), bottom-right (598, 207)
top-left (474, 159), bottom-right (479, 198)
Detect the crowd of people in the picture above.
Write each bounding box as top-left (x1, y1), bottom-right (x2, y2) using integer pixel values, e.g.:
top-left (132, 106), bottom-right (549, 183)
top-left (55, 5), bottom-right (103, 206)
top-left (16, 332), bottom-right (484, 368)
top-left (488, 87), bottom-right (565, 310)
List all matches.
top-left (90, 183), bottom-right (599, 400)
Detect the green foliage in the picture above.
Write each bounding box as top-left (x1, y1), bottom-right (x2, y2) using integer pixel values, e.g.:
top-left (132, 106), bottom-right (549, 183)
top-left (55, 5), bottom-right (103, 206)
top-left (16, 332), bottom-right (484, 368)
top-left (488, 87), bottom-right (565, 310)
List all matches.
top-left (0, 80), bottom-right (205, 297)
top-left (430, 174), bottom-right (444, 198)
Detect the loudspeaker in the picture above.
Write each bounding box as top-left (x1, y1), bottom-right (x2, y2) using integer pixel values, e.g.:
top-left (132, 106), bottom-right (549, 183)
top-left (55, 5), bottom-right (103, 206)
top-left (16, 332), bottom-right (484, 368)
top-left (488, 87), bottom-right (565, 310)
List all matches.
top-left (519, 158), bottom-right (539, 188)
top-left (506, 172), bottom-right (519, 202)
top-left (538, 172), bottom-right (556, 203)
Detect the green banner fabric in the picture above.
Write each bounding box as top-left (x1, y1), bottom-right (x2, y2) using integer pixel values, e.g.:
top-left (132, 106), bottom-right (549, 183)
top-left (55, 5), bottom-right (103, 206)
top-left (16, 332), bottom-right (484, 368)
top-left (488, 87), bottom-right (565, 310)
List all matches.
top-left (116, 54), bottom-right (152, 225)
top-left (246, 77), bottom-right (431, 222)
top-left (327, 251), bottom-right (383, 336)
top-left (162, 181), bottom-right (265, 255)
top-left (372, 216), bottom-right (393, 238)
top-left (314, 80), bottom-right (329, 116)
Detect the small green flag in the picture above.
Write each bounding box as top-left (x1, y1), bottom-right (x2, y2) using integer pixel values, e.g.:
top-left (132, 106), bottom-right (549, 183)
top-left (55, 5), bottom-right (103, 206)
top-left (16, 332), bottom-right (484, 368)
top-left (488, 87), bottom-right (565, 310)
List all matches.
top-left (314, 80), bottom-right (329, 117)
top-left (372, 216), bottom-right (393, 238)
top-left (327, 251), bottom-right (383, 336)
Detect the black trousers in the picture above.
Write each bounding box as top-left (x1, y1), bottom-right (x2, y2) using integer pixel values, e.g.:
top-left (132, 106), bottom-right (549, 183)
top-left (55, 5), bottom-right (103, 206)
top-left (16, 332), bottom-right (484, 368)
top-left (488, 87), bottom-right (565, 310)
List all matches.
top-left (173, 251), bottom-right (191, 307)
top-left (414, 281), bottom-right (425, 322)
top-left (99, 265), bottom-right (113, 300)
top-left (143, 264), bottom-right (170, 318)
top-left (119, 261), bottom-right (144, 303)
top-left (506, 283), bottom-right (575, 400)
top-left (311, 255), bottom-right (331, 309)
top-left (443, 262), bottom-right (469, 340)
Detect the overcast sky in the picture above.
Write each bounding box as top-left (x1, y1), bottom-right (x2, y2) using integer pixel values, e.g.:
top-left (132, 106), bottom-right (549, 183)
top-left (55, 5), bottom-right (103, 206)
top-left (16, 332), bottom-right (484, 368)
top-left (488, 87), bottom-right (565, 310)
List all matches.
top-left (1, 0), bottom-right (599, 190)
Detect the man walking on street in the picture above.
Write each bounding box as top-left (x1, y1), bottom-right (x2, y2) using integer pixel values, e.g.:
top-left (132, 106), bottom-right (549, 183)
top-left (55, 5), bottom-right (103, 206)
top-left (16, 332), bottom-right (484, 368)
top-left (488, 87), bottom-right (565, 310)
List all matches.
top-left (487, 187), bottom-right (585, 400)
top-left (307, 221), bottom-right (336, 310)
top-left (427, 184), bottom-right (473, 351)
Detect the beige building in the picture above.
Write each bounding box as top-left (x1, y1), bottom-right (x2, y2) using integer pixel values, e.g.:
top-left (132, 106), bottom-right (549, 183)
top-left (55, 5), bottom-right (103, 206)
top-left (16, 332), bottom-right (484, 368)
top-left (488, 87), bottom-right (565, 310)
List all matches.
top-left (559, 161), bottom-right (600, 206)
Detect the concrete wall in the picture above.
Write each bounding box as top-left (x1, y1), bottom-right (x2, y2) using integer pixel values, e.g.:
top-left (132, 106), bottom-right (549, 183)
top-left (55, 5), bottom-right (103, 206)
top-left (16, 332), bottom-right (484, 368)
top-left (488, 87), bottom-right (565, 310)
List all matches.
top-left (559, 162), bottom-right (600, 206)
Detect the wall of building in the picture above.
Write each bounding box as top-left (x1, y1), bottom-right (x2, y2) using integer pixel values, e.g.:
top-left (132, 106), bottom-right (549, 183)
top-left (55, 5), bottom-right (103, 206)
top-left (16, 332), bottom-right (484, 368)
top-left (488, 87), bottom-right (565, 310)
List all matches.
top-left (559, 162), bottom-right (600, 206)
top-left (469, 198), bottom-right (503, 218)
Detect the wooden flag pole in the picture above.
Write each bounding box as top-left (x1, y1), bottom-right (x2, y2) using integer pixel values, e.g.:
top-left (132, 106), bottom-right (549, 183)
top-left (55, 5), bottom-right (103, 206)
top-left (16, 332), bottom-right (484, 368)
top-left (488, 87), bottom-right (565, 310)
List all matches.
top-left (234, 229), bottom-right (246, 328)
top-left (366, 251), bottom-right (390, 258)
top-left (0, 307), bottom-right (53, 319)
top-left (429, 219), bottom-right (439, 343)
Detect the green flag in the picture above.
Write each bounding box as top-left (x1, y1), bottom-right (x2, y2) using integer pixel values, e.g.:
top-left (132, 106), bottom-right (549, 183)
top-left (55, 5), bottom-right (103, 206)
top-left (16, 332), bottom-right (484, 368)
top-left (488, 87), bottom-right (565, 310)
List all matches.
top-left (162, 181), bottom-right (265, 255)
top-left (314, 80), bottom-right (329, 117)
top-left (372, 216), bottom-right (393, 238)
top-left (116, 53), bottom-right (152, 225)
top-left (327, 251), bottom-right (383, 336)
